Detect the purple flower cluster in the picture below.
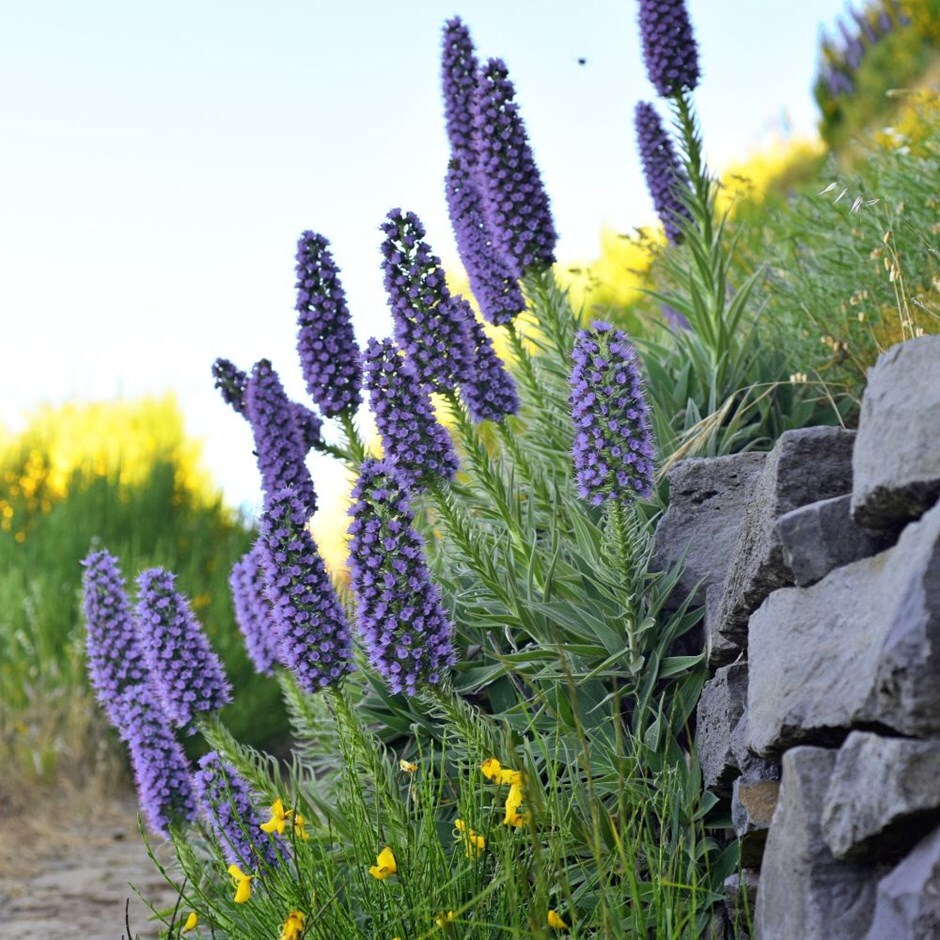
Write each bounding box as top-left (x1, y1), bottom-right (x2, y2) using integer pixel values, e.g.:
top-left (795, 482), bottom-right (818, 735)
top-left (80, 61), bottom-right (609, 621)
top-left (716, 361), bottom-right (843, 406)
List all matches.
top-left (445, 158), bottom-right (526, 326)
top-left (244, 359), bottom-right (318, 514)
top-left (362, 337), bottom-right (459, 489)
top-left (380, 209), bottom-right (473, 393)
top-left (460, 307), bottom-right (519, 424)
top-left (119, 686), bottom-right (197, 837)
top-left (81, 549), bottom-right (150, 732)
top-left (637, 0), bottom-right (700, 97)
top-left (135, 568), bottom-right (232, 728)
top-left (347, 460), bottom-right (457, 696)
top-left (258, 487), bottom-right (354, 693)
top-left (634, 101), bottom-right (691, 244)
top-left (441, 17), bottom-right (478, 161)
top-left (230, 543), bottom-right (279, 677)
top-left (472, 58), bottom-right (557, 278)
top-left (295, 231), bottom-right (362, 417)
top-left (290, 400), bottom-right (324, 453)
top-left (193, 752), bottom-right (283, 869)
top-left (212, 358), bottom-right (249, 416)
top-left (570, 323), bottom-right (655, 506)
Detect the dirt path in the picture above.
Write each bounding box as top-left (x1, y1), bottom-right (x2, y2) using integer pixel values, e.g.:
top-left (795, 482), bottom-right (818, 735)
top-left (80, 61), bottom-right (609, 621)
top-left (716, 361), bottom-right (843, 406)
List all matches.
top-left (0, 793), bottom-right (179, 939)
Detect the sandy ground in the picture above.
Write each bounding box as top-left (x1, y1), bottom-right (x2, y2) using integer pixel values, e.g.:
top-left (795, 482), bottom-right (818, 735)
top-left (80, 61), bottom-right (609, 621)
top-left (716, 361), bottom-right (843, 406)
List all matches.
top-left (0, 791), bottom-right (179, 939)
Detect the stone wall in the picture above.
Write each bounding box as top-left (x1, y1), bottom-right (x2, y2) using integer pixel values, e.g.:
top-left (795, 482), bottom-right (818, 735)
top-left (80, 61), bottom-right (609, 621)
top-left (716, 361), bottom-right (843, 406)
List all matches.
top-left (653, 335), bottom-right (940, 939)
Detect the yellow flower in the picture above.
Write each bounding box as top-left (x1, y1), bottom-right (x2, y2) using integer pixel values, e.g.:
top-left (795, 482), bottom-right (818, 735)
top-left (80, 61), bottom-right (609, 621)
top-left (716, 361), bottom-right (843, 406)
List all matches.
top-left (548, 909), bottom-right (569, 930)
top-left (399, 758), bottom-right (418, 773)
top-left (454, 819), bottom-right (486, 858)
top-left (434, 910), bottom-right (456, 927)
top-left (182, 911), bottom-right (198, 932)
top-left (503, 782), bottom-right (527, 827)
top-left (480, 757), bottom-right (523, 786)
top-left (227, 864), bottom-right (253, 903)
top-left (369, 845), bottom-right (398, 879)
top-left (260, 798), bottom-right (290, 835)
top-left (280, 910), bottom-right (307, 940)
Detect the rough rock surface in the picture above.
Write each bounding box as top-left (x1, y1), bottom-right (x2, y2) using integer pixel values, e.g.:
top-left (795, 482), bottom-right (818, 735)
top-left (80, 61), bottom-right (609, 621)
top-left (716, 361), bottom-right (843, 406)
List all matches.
top-left (651, 453), bottom-right (767, 609)
top-left (821, 731), bottom-right (940, 861)
top-left (733, 778), bottom-right (780, 867)
top-left (777, 494), bottom-right (891, 587)
top-left (755, 747), bottom-right (884, 940)
top-left (852, 334), bottom-right (940, 531)
top-left (696, 662), bottom-right (748, 796)
top-left (746, 500), bottom-right (940, 758)
top-left (864, 825), bottom-right (940, 940)
top-left (710, 427), bottom-right (855, 666)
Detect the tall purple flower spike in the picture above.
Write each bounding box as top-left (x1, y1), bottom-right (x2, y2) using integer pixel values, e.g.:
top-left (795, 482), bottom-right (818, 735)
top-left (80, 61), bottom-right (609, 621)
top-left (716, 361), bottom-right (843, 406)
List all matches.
top-left (347, 460), bottom-right (457, 696)
top-left (635, 101), bottom-right (691, 244)
top-left (362, 337), bottom-right (459, 489)
top-left (637, 0), bottom-right (700, 97)
top-left (295, 231), bottom-right (362, 417)
top-left (135, 567), bottom-right (233, 729)
top-left (441, 16), bottom-right (478, 161)
top-left (230, 543), bottom-right (279, 677)
top-left (380, 209), bottom-right (473, 393)
top-left (460, 306), bottom-right (519, 424)
top-left (472, 58), bottom-right (557, 278)
top-left (212, 358), bottom-right (249, 416)
top-left (570, 323), bottom-right (655, 506)
top-left (193, 752), bottom-right (285, 869)
top-left (81, 549), bottom-right (151, 734)
top-left (258, 487), bottom-right (355, 693)
top-left (119, 686), bottom-right (198, 837)
top-left (244, 359), bottom-right (318, 514)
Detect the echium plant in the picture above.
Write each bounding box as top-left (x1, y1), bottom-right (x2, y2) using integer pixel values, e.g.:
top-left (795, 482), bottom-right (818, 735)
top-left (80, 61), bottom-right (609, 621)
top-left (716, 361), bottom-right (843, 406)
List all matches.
top-left (380, 209), bottom-right (473, 392)
top-left (347, 459), bottom-right (457, 696)
top-left (229, 542), bottom-right (280, 677)
top-left (460, 309), bottom-right (519, 424)
top-left (634, 101), bottom-right (690, 245)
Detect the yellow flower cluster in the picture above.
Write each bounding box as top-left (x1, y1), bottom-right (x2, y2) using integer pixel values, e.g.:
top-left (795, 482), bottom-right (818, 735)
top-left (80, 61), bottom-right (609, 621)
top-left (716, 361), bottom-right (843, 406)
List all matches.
top-left (454, 819), bottom-right (486, 858)
top-left (260, 798), bottom-right (310, 841)
top-left (482, 757), bottom-right (528, 827)
top-left (369, 845), bottom-right (398, 880)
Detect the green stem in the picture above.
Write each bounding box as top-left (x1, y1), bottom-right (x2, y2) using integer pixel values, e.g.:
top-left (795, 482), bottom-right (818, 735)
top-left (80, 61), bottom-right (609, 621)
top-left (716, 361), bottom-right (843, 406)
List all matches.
top-left (421, 682), bottom-right (503, 759)
top-left (197, 715), bottom-right (280, 802)
top-left (338, 409), bottom-right (368, 466)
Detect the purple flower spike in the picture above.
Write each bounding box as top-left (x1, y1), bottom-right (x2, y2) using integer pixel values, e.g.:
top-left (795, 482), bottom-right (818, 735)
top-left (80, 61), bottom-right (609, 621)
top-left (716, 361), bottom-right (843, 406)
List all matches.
top-left (441, 17), bottom-right (479, 160)
top-left (193, 752), bottom-right (284, 869)
top-left (245, 359), bottom-right (317, 514)
top-left (570, 323), bottom-right (655, 506)
top-left (472, 59), bottom-right (557, 278)
top-left (362, 337), bottom-right (459, 489)
top-left (119, 686), bottom-right (197, 838)
top-left (290, 400), bottom-right (323, 454)
top-left (637, 0), bottom-right (700, 97)
top-left (81, 549), bottom-right (150, 734)
top-left (258, 487), bottom-right (355, 693)
top-left (295, 231), bottom-right (363, 417)
top-left (347, 460), bottom-right (457, 696)
top-left (380, 209), bottom-right (473, 393)
top-left (230, 543), bottom-right (279, 677)
top-left (445, 156), bottom-right (527, 326)
top-left (635, 101), bottom-right (691, 244)
top-left (136, 568), bottom-right (233, 728)
top-left (460, 307), bottom-right (519, 423)
top-left (212, 358), bottom-right (249, 416)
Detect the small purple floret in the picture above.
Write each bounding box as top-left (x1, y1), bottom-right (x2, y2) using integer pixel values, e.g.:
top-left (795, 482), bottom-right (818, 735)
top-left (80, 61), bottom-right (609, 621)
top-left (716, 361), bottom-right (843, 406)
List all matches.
top-left (295, 231), bottom-right (363, 417)
top-left (193, 751), bottom-right (284, 869)
top-left (380, 209), bottom-right (473, 393)
top-left (472, 59), bottom-right (557, 278)
top-left (258, 487), bottom-right (355, 693)
top-left (635, 101), bottom-right (691, 244)
top-left (362, 337), bottom-right (459, 489)
top-left (135, 568), bottom-right (232, 728)
top-left (230, 543), bottom-right (279, 677)
top-left (347, 460), bottom-right (457, 696)
top-left (245, 359), bottom-right (318, 514)
top-left (570, 323), bottom-right (655, 506)
top-left (460, 307), bottom-right (519, 423)
top-left (637, 0), bottom-right (700, 97)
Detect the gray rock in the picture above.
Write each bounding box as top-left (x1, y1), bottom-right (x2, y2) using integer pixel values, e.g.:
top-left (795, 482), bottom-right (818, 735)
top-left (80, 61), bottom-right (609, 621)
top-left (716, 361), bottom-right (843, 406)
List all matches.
top-left (865, 826), bottom-right (940, 940)
top-left (777, 494), bottom-right (892, 587)
top-left (733, 778), bottom-right (781, 867)
top-left (822, 731), bottom-right (940, 861)
top-left (704, 582), bottom-right (741, 669)
top-left (711, 427), bottom-right (856, 666)
top-left (746, 501), bottom-right (940, 758)
top-left (731, 712), bottom-right (781, 785)
top-left (852, 335), bottom-right (940, 531)
top-left (696, 662), bottom-right (748, 796)
top-left (652, 452), bottom-right (767, 609)
top-left (755, 747), bottom-right (884, 940)
top-left (725, 870), bottom-right (760, 937)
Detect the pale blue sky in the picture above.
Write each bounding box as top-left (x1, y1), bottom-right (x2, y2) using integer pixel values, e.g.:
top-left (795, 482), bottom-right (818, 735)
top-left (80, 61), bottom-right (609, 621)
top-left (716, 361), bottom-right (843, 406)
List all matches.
top-left (1, 0), bottom-right (848, 511)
